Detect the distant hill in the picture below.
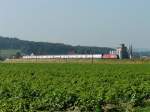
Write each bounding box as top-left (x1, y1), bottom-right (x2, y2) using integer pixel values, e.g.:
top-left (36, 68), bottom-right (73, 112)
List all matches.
top-left (0, 36), bottom-right (114, 57)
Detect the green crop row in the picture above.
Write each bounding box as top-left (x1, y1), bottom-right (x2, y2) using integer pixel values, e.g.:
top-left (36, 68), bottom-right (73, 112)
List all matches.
top-left (0, 63), bottom-right (150, 112)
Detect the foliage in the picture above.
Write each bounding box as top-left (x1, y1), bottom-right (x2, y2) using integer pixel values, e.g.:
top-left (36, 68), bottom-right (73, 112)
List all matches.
top-left (0, 63), bottom-right (150, 112)
top-left (0, 49), bottom-right (21, 58)
top-left (0, 36), bottom-right (113, 55)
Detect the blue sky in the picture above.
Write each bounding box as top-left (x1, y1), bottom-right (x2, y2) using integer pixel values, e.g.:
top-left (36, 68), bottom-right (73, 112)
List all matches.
top-left (0, 0), bottom-right (150, 48)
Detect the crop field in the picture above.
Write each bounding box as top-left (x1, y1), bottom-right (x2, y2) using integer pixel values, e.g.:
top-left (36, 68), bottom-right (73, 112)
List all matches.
top-left (4, 58), bottom-right (150, 64)
top-left (0, 63), bottom-right (150, 112)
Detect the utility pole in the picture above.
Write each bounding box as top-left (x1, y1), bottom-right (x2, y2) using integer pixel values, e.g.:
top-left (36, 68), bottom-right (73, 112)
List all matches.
top-left (90, 48), bottom-right (94, 64)
top-left (129, 44), bottom-right (133, 59)
top-left (92, 52), bottom-right (94, 64)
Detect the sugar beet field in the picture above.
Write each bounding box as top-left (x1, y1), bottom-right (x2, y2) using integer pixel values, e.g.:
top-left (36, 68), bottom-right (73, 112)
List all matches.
top-left (0, 63), bottom-right (150, 112)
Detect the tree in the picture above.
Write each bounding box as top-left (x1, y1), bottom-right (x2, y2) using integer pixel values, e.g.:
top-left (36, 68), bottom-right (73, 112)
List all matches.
top-left (15, 52), bottom-right (22, 59)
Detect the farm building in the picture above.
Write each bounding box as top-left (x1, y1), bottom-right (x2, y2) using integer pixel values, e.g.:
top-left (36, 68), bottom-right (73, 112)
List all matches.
top-left (109, 44), bottom-right (132, 59)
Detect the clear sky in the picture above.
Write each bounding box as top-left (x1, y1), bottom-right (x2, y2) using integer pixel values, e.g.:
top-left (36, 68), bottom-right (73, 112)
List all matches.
top-left (0, 0), bottom-right (150, 48)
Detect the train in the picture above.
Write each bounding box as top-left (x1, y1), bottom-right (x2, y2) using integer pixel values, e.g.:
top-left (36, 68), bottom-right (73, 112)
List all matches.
top-left (21, 44), bottom-right (132, 60)
top-left (22, 54), bottom-right (118, 59)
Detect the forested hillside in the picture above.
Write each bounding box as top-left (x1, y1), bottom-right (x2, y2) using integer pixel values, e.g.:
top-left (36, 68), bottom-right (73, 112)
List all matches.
top-left (0, 36), bottom-right (114, 56)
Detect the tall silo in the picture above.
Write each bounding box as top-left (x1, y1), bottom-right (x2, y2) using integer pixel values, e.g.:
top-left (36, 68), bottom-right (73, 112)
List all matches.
top-left (116, 44), bottom-right (129, 59)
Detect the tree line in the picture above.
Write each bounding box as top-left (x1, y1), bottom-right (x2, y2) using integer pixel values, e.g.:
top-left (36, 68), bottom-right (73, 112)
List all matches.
top-left (0, 36), bottom-right (114, 58)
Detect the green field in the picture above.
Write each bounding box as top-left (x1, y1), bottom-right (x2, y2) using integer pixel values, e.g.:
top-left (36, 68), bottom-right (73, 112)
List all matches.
top-left (0, 63), bottom-right (150, 112)
top-left (4, 58), bottom-right (150, 64)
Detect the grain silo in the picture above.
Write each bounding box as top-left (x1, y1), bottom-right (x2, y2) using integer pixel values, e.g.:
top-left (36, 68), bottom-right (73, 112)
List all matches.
top-left (116, 44), bottom-right (129, 59)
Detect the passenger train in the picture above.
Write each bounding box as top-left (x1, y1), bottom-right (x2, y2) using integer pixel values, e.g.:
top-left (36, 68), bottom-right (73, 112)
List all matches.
top-left (22, 54), bottom-right (118, 59)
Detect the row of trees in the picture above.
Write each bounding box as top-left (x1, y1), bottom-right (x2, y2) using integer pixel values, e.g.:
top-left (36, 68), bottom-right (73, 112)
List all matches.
top-left (0, 36), bottom-right (114, 58)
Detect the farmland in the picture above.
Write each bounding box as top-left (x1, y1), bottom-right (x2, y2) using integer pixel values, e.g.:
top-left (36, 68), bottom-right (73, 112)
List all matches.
top-left (0, 63), bottom-right (150, 112)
